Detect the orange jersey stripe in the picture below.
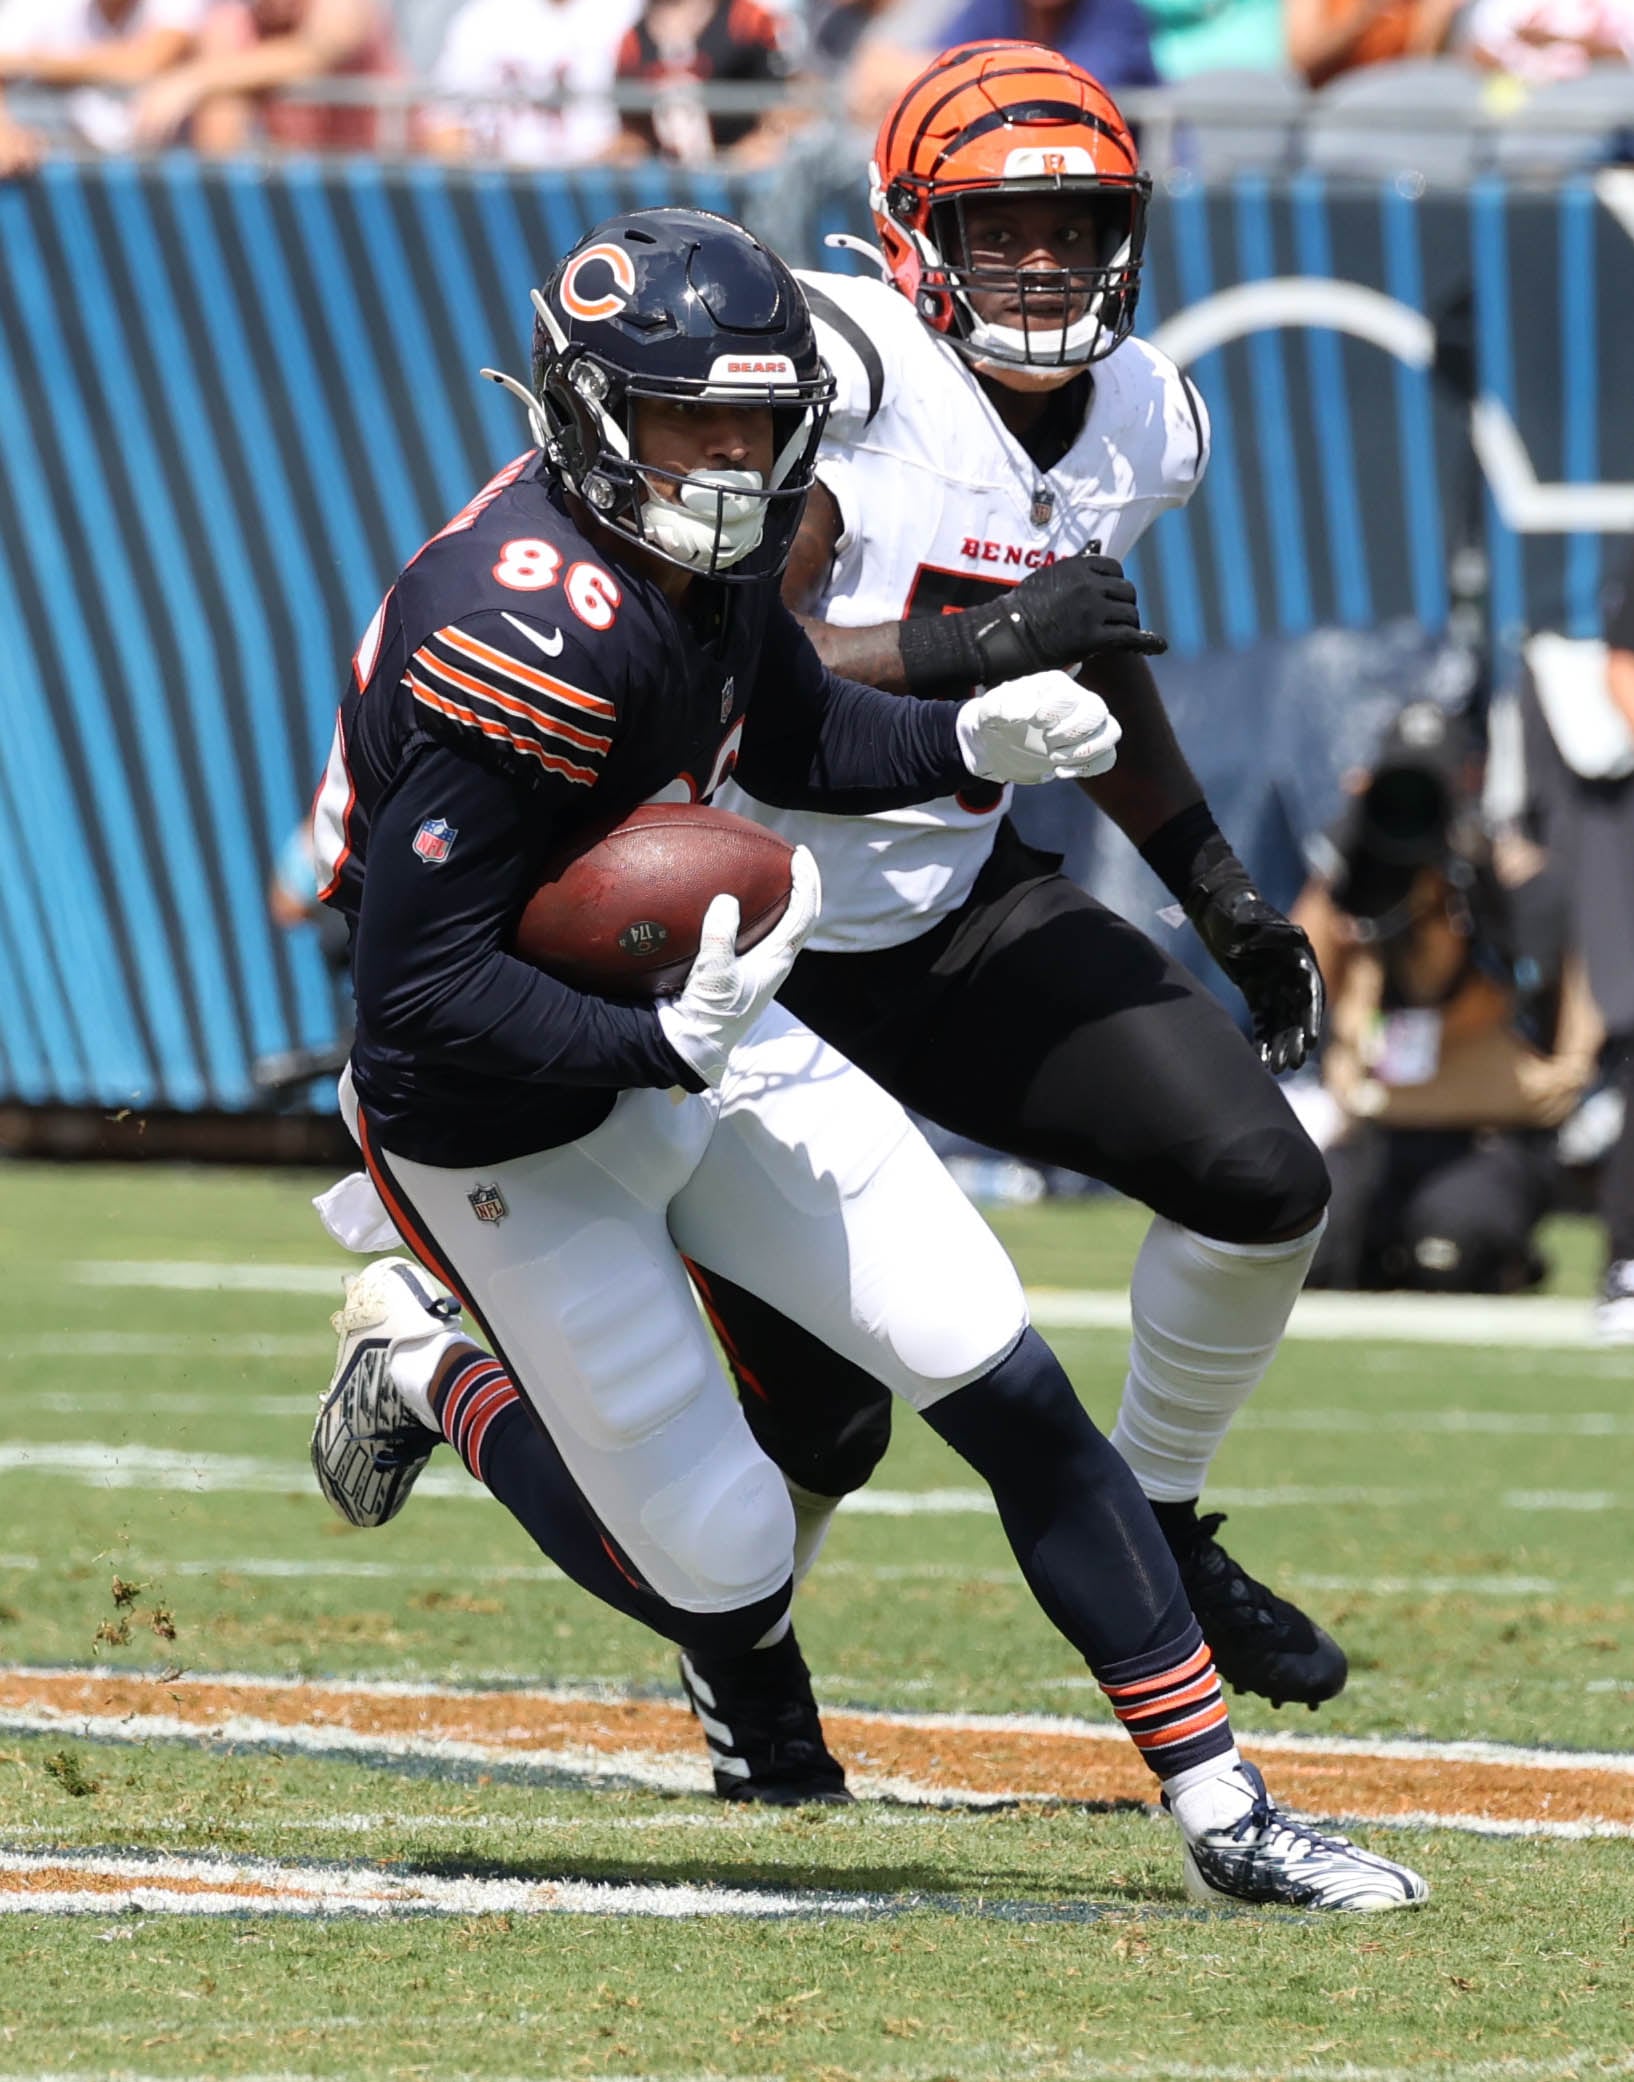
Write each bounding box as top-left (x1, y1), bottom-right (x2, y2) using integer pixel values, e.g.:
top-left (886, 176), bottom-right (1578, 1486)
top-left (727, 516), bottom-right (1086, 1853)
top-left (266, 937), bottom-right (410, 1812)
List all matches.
top-left (414, 648), bottom-right (612, 754)
top-left (355, 1111), bottom-right (467, 1308)
top-left (438, 625), bottom-right (617, 719)
top-left (407, 680), bottom-right (599, 787)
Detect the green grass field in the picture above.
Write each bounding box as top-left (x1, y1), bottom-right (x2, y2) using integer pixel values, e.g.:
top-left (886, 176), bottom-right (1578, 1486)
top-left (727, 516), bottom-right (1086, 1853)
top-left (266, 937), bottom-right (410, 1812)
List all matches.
top-left (0, 1164), bottom-right (1630, 2081)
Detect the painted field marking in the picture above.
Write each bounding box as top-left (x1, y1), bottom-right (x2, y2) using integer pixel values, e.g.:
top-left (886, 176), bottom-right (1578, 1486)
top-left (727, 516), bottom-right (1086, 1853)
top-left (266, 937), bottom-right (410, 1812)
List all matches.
top-left (4, 1553), bottom-right (1608, 1600)
top-left (68, 1265), bottom-right (1602, 1348)
top-left (1026, 1286), bottom-right (1598, 1348)
top-left (1233, 1408), bottom-right (1634, 1437)
top-left (15, 1365), bottom-right (1634, 1445)
top-left (0, 1444), bottom-right (1621, 1514)
top-left (2, 1667), bottom-right (1630, 1839)
top-left (73, 1262), bottom-right (343, 1294)
top-left (25, 1394), bottom-right (315, 1418)
top-left (0, 1336), bottom-right (329, 1362)
top-left (0, 1846), bottom-right (879, 1920)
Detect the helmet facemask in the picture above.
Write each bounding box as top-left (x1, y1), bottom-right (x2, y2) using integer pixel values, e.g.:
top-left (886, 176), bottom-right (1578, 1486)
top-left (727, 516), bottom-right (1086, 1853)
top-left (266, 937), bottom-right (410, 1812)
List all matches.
top-left (892, 172), bottom-right (1149, 385)
top-left (490, 290), bottom-right (833, 585)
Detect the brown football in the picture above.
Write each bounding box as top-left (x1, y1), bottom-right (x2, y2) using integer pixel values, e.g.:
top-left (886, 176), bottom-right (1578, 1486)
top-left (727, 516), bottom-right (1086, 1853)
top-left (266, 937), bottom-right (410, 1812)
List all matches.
top-left (515, 802), bottom-right (795, 999)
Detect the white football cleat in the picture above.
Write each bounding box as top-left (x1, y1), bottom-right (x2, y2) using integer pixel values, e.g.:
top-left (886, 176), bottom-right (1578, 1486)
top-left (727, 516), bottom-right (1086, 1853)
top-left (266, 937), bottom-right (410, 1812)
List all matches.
top-left (1169, 1763), bottom-right (1429, 1913)
top-left (311, 1257), bottom-right (459, 1528)
top-left (1594, 1260), bottom-right (1634, 1346)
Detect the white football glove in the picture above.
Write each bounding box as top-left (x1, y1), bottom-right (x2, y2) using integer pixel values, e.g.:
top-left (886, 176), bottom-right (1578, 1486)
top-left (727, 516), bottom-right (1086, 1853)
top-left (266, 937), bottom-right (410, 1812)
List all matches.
top-left (657, 845), bottom-right (821, 1088)
top-left (956, 670), bottom-right (1123, 785)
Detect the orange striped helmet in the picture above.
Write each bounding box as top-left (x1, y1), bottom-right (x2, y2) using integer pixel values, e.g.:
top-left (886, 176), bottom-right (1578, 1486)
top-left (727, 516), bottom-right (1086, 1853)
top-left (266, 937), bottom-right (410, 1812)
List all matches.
top-left (870, 41), bottom-right (1149, 377)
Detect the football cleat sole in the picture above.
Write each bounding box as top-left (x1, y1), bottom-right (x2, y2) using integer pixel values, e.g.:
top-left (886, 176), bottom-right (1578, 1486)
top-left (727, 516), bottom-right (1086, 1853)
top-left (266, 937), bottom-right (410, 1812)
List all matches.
top-left (310, 1257), bottom-right (456, 1529)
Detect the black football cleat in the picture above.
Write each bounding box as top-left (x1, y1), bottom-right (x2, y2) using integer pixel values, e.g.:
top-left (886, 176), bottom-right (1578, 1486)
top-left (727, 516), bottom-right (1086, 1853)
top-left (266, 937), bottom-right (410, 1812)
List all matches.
top-left (679, 1631), bottom-right (853, 1805)
top-left (1160, 1504), bottom-right (1348, 1711)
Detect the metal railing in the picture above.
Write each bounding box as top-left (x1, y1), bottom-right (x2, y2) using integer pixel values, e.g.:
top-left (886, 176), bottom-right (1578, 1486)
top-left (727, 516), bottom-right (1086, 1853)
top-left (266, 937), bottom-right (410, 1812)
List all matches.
top-left (8, 67), bottom-right (1634, 175)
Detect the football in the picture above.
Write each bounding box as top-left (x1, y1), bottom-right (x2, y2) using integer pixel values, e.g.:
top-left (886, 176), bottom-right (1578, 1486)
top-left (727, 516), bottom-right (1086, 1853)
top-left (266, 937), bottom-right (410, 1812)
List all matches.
top-left (515, 802), bottom-right (795, 999)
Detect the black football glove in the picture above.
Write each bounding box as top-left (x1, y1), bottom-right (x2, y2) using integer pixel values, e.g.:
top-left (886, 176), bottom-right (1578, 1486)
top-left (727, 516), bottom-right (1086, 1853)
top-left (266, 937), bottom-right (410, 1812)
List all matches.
top-left (899, 553), bottom-right (1166, 695)
top-left (1186, 857), bottom-right (1325, 1076)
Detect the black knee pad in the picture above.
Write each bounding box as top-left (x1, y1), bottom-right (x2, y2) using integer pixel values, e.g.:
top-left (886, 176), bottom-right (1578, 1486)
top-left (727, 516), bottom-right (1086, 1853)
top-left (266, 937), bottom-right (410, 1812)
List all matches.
top-left (1175, 1120), bottom-right (1331, 1245)
top-left (741, 1382), bottom-right (893, 1499)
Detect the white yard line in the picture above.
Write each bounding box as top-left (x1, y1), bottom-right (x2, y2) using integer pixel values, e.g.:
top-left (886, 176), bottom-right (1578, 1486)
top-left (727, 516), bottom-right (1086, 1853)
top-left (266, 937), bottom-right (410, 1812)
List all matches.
top-left (72, 1263), bottom-right (344, 1294)
top-left (0, 1336), bottom-right (329, 1362)
top-left (4, 1664), bottom-right (1630, 1777)
top-left (1233, 1408), bottom-right (1634, 1437)
top-left (0, 1846), bottom-right (870, 1919)
top-left (70, 1264), bottom-right (1604, 1348)
top-left (1027, 1286), bottom-right (1599, 1347)
top-left (0, 1444), bottom-right (1621, 1513)
top-left (2, 1554), bottom-right (1606, 1599)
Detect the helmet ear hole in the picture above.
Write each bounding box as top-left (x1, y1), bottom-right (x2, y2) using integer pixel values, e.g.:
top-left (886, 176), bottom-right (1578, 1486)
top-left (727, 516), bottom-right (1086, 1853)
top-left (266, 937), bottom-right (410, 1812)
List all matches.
top-left (886, 178), bottom-right (921, 224)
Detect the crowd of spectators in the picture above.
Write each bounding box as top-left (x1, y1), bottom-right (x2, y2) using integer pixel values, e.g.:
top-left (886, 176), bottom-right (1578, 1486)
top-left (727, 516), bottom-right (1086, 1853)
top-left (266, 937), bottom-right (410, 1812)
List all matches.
top-left (1, 0), bottom-right (1631, 170)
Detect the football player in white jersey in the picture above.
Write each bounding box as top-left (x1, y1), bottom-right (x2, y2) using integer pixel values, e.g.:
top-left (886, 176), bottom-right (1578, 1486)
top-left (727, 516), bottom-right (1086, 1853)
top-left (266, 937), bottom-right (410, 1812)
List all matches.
top-left (701, 41), bottom-right (1342, 1789)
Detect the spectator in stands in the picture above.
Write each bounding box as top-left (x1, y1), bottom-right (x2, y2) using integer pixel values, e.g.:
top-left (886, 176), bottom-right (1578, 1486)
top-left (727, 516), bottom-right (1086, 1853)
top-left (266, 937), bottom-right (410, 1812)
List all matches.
top-left (1465, 0), bottom-right (1634, 80)
top-left (1285, 0), bottom-right (1463, 84)
top-left (0, 0), bottom-right (203, 175)
top-left (424, 0), bottom-right (639, 166)
top-left (611, 0), bottom-right (794, 165)
top-left (929, 0), bottom-right (1158, 85)
top-left (840, 0), bottom-right (1151, 134)
top-left (1294, 702), bottom-right (1600, 1295)
top-left (131, 0), bottom-right (396, 151)
top-left (811, 0), bottom-right (893, 68)
top-left (1140, 0), bottom-right (1285, 75)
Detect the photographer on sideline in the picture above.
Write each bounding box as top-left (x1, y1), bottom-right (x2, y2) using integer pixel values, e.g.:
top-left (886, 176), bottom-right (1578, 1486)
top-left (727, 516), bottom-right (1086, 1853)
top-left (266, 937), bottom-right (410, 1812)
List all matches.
top-left (1293, 703), bottom-right (1601, 1294)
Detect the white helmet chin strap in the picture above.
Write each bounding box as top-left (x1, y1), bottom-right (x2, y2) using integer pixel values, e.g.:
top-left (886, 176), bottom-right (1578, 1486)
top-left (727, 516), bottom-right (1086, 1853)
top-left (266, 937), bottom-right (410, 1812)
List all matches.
top-left (642, 470), bottom-right (767, 570)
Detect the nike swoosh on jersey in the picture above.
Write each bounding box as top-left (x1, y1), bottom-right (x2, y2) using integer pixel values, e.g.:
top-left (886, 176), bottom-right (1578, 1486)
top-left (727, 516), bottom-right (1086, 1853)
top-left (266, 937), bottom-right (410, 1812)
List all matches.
top-left (501, 611), bottom-right (565, 658)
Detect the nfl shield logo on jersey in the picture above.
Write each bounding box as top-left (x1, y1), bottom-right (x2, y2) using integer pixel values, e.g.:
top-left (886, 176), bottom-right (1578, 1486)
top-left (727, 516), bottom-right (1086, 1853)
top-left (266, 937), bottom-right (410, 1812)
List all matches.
top-left (413, 818), bottom-right (457, 864)
top-left (468, 1183), bottom-right (507, 1225)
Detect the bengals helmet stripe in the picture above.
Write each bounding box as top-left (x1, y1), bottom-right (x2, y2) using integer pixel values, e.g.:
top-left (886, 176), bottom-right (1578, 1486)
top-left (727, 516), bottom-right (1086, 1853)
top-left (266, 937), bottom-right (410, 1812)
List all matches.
top-left (870, 40), bottom-right (1150, 377)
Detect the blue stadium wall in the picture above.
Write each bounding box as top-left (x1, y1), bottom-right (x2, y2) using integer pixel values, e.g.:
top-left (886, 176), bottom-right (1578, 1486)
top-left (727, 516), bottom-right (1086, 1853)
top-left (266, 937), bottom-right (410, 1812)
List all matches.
top-left (2, 158), bottom-right (1632, 1113)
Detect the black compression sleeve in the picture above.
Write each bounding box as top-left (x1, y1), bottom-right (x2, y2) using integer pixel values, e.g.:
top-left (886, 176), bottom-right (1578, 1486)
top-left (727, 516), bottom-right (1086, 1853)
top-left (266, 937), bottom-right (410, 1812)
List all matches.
top-left (737, 597), bottom-right (968, 811)
top-left (353, 741), bottom-right (699, 1092)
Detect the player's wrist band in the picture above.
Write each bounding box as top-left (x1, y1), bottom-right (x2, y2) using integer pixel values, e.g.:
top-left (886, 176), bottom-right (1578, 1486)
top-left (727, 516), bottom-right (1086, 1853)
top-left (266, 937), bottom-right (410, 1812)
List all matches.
top-left (899, 610), bottom-right (981, 696)
top-left (1139, 801), bottom-right (1236, 908)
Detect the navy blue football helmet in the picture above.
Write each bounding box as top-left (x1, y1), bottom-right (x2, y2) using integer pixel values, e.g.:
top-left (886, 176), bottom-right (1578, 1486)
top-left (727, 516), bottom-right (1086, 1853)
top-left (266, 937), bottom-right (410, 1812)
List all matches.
top-left (486, 208), bottom-right (834, 584)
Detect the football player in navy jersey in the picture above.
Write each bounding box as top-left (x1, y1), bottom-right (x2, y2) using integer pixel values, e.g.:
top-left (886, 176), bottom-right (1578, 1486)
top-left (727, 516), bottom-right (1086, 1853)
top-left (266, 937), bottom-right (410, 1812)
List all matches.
top-left (307, 206), bottom-right (1427, 1913)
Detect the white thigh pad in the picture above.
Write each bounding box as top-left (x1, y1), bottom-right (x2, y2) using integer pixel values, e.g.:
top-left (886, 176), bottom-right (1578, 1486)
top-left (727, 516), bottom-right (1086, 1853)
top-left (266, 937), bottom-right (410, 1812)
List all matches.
top-left (642, 1432), bottom-right (796, 1612)
top-left (487, 1218), bottom-right (714, 1454)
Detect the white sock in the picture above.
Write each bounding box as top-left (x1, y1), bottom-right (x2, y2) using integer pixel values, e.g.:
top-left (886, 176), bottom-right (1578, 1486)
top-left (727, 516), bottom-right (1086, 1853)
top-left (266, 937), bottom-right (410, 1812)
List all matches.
top-left (389, 1329), bottom-right (468, 1430)
top-left (787, 1480), bottom-right (841, 1588)
top-left (1166, 1755), bottom-right (1255, 1839)
top-left (1109, 1214), bottom-right (1325, 1502)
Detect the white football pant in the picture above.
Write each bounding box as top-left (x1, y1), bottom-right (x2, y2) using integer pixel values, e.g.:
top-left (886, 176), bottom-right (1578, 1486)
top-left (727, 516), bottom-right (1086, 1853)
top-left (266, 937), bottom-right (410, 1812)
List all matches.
top-left (344, 1007), bottom-right (1028, 1615)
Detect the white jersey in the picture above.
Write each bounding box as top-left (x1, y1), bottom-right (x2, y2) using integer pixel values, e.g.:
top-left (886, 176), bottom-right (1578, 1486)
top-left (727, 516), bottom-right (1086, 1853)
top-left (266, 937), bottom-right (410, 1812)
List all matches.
top-left (715, 268), bottom-right (1211, 953)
